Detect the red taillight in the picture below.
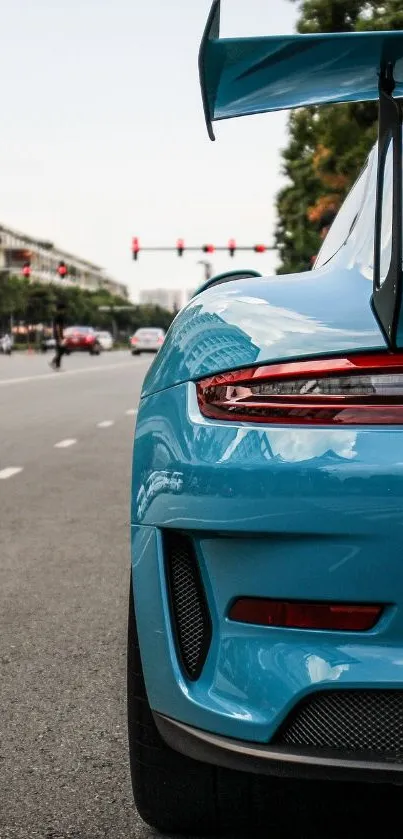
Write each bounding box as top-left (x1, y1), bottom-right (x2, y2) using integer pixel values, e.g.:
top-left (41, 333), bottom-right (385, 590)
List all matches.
top-left (131, 337), bottom-right (138, 345)
top-left (197, 353), bottom-right (403, 425)
top-left (229, 598), bottom-right (382, 631)
top-left (157, 336), bottom-right (164, 344)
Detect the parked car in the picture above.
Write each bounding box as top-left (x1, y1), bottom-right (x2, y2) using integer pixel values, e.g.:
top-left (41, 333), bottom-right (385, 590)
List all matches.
top-left (40, 335), bottom-right (56, 353)
top-left (129, 327), bottom-right (165, 356)
top-left (96, 330), bottom-right (114, 351)
top-left (127, 4), bottom-right (403, 836)
top-left (64, 326), bottom-right (101, 355)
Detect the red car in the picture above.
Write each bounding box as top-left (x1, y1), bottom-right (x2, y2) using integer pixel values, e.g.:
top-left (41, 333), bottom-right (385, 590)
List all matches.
top-left (64, 326), bottom-right (102, 355)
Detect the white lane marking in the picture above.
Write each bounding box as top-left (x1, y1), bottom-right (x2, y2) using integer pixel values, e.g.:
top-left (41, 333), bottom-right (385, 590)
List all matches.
top-left (125, 409), bottom-right (138, 416)
top-left (54, 439), bottom-right (77, 449)
top-left (0, 467), bottom-right (23, 480)
top-left (0, 360), bottom-right (141, 388)
top-left (97, 420), bottom-right (114, 428)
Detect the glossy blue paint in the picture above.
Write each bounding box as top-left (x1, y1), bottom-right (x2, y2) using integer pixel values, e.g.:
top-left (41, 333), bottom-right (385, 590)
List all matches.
top-left (131, 382), bottom-right (403, 741)
top-left (193, 269), bottom-right (262, 297)
top-left (141, 262), bottom-right (384, 398)
top-left (200, 0), bottom-right (403, 136)
top-left (131, 38), bottom-right (403, 751)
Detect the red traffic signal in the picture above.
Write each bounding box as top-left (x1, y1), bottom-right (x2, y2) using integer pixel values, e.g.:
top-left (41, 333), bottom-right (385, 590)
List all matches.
top-left (57, 261), bottom-right (67, 278)
top-left (132, 237), bottom-right (140, 261)
top-left (228, 238), bottom-right (236, 257)
top-left (177, 238), bottom-right (185, 257)
top-left (203, 244), bottom-right (215, 253)
top-left (22, 262), bottom-right (31, 278)
top-left (254, 244), bottom-right (266, 254)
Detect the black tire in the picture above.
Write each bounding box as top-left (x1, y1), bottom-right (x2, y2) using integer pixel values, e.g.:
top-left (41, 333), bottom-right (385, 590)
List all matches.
top-left (127, 574), bottom-right (300, 837)
top-left (131, 350), bottom-right (140, 356)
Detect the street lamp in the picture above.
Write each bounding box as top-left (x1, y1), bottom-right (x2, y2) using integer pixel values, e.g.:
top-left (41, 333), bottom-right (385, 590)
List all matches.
top-left (197, 260), bottom-right (213, 282)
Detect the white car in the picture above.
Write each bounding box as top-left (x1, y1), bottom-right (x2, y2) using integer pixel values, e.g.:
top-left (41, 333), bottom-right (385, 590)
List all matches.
top-left (130, 328), bottom-right (165, 356)
top-left (96, 331), bottom-right (114, 351)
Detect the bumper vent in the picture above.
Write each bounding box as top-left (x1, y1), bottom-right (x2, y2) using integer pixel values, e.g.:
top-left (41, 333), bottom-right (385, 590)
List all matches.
top-left (276, 690), bottom-right (403, 757)
top-left (164, 531), bottom-right (211, 680)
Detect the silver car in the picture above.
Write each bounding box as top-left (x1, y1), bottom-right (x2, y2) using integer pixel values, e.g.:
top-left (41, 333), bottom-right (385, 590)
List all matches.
top-left (130, 328), bottom-right (165, 356)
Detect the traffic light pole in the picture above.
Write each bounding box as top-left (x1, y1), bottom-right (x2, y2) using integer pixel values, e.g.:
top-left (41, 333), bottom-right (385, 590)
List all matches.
top-left (131, 238), bottom-right (274, 261)
top-left (132, 246), bottom-right (273, 253)
top-left (197, 260), bottom-right (213, 281)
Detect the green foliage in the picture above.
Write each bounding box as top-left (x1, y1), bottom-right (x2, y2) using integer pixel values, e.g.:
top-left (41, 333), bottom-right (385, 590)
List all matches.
top-left (0, 274), bottom-right (174, 335)
top-left (275, 0), bottom-right (403, 274)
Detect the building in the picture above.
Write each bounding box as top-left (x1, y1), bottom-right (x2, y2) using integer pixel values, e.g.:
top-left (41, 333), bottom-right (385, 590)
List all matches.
top-left (139, 288), bottom-right (195, 312)
top-left (0, 222), bottom-right (128, 298)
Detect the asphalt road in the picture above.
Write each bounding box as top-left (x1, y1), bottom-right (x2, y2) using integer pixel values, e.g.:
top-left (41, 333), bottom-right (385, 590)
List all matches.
top-left (0, 350), bottom-right (167, 839)
top-left (2, 350), bottom-right (403, 839)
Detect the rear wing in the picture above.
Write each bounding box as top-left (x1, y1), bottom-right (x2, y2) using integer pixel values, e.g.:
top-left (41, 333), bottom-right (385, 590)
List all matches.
top-left (199, 0), bottom-right (403, 141)
top-left (199, 1), bottom-right (403, 351)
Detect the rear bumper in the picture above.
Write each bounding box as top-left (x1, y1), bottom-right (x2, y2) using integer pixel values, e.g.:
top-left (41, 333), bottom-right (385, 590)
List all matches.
top-left (154, 713), bottom-right (403, 784)
top-left (131, 381), bottom-right (403, 746)
top-left (132, 345), bottom-right (159, 352)
top-left (65, 344), bottom-right (97, 351)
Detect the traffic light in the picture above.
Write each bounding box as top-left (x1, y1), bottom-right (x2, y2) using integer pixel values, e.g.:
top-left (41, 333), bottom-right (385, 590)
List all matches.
top-left (22, 262), bottom-right (31, 278)
top-left (132, 237), bottom-right (140, 261)
top-left (228, 238), bottom-right (236, 257)
top-left (203, 244), bottom-right (215, 253)
top-left (57, 261), bottom-right (67, 278)
top-left (176, 238), bottom-right (185, 257)
top-left (254, 244), bottom-right (266, 254)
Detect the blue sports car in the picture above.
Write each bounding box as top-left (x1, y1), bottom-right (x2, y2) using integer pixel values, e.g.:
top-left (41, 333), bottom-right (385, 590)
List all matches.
top-left (128, 2), bottom-right (403, 834)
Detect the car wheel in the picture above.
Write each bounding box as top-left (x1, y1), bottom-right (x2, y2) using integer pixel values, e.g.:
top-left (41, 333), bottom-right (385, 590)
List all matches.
top-left (131, 350), bottom-right (140, 356)
top-left (127, 573), bottom-right (281, 837)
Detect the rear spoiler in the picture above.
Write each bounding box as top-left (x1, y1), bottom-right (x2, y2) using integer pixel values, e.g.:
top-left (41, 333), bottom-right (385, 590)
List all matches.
top-left (199, 1), bottom-right (403, 350)
top-left (199, 0), bottom-right (403, 141)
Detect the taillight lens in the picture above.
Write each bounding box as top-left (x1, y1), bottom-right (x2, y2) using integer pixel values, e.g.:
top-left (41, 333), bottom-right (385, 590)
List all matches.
top-left (131, 337), bottom-right (138, 344)
top-left (229, 598), bottom-right (382, 631)
top-left (197, 353), bottom-right (403, 425)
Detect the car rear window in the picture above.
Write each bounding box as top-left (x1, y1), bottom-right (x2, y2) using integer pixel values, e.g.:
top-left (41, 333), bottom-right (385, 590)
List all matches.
top-left (314, 162), bottom-right (369, 269)
top-left (135, 329), bottom-right (162, 337)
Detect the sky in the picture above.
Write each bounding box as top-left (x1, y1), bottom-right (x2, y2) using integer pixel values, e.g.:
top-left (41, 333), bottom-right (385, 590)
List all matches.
top-left (0, 0), bottom-right (297, 301)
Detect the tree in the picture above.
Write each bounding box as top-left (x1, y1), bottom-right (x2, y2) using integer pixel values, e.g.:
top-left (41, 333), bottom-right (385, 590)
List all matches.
top-left (25, 283), bottom-right (56, 324)
top-left (275, 1), bottom-right (403, 274)
top-left (0, 274), bottom-right (27, 328)
top-left (0, 275), bottom-right (174, 340)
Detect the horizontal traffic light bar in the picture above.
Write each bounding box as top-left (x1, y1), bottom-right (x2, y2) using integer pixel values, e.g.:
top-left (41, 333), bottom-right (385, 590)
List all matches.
top-left (131, 238), bottom-right (274, 260)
